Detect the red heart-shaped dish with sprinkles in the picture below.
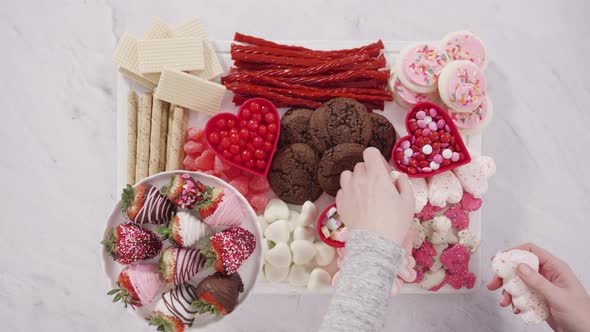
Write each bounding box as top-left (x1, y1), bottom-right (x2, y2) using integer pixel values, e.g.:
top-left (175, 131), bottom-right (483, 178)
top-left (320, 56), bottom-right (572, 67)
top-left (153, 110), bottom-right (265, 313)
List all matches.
top-left (391, 102), bottom-right (471, 177)
top-left (205, 98), bottom-right (280, 177)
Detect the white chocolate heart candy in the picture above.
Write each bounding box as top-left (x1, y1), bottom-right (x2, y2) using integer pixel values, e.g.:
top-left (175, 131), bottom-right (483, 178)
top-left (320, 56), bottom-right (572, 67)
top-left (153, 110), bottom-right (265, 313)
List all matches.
top-left (293, 226), bottom-right (316, 242)
top-left (409, 177), bottom-right (428, 213)
top-left (264, 242), bottom-right (292, 268)
top-left (288, 265), bottom-right (311, 287)
top-left (315, 241), bottom-right (336, 266)
top-left (491, 250), bottom-right (549, 325)
top-left (264, 198), bottom-right (290, 223)
top-left (419, 269), bottom-right (445, 290)
top-left (264, 263), bottom-right (289, 282)
top-left (427, 171), bottom-right (463, 208)
top-left (264, 220), bottom-right (291, 243)
top-left (296, 201), bottom-right (318, 227)
top-left (287, 210), bottom-right (300, 231)
top-left (290, 240), bottom-right (317, 265)
top-left (453, 155), bottom-right (496, 198)
top-left (307, 268), bottom-right (332, 290)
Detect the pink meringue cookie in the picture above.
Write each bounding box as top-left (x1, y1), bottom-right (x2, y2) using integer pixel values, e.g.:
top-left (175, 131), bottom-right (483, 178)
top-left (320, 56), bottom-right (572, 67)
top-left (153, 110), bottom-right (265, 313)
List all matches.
top-left (127, 263), bottom-right (164, 306)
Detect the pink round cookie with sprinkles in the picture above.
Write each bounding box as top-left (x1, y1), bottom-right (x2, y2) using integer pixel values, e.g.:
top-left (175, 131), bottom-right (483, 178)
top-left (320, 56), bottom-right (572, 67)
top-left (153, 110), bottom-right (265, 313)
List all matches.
top-left (448, 97), bottom-right (494, 135)
top-left (391, 73), bottom-right (438, 109)
top-left (442, 31), bottom-right (488, 69)
top-left (438, 60), bottom-right (487, 113)
top-left (395, 43), bottom-right (449, 93)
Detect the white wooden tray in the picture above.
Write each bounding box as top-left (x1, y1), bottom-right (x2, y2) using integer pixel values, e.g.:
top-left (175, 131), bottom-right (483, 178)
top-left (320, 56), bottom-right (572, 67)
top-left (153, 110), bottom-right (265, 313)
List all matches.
top-left (116, 40), bottom-right (483, 295)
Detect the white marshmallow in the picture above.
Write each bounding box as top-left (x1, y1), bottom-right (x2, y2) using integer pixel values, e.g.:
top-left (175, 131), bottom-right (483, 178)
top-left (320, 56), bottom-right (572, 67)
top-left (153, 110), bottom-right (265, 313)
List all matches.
top-left (288, 265), bottom-right (311, 287)
top-left (326, 207), bottom-right (337, 218)
top-left (264, 243), bottom-right (292, 268)
top-left (290, 240), bottom-right (317, 265)
top-left (293, 226), bottom-right (316, 242)
top-left (296, 201), bottom-right (318, 227)
top-left (491, 250), bottom-right (549, 324)
top-left (264, 198), bottom-right (290, 223)
top-left (264, 220), bottom-right (291, 244)
top-left (264, 263), bottom-right (289, 282)
top-left (325, 217), bottom-right (342, 230)
top-left (307, 268), bottom-right (332, 290)
top-left (315, 241), bottom-right (336, 266)
top-left (419, 269), bottom-right (445, 290)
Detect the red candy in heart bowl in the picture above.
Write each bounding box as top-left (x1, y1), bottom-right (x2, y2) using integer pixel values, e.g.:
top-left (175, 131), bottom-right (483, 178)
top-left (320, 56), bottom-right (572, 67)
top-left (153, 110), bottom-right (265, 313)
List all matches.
top-left (205, 98), bottom-right (280, 177)
top-left (391, 102), bottom-right (471, 177)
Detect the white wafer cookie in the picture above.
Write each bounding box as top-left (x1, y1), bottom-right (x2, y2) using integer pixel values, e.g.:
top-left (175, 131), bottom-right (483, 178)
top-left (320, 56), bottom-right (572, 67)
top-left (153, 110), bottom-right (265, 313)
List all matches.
top-left (144, 18), bottom-right (174, 39)
top-left (173, 18), bottom-right (223, 80)
top-left (137, 38), bottom-right (204, 74)
top-left (155, 69), bottom-right (226, 115)
top-left (112, 34), bottom-right (159, 87)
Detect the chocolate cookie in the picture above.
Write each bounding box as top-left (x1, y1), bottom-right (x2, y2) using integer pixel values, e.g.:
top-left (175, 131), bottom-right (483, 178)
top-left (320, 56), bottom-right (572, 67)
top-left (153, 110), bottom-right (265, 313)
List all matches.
top-left (279, 107), bottom-right (314, 147)
top-left (368, 113), bottom-right (396, 160)
top-left (318, 143), bottom-right (365, 196)
top-left (267, 143), bottom-right (323, 205)
top-left (309, 98), bottom-right (373, 154)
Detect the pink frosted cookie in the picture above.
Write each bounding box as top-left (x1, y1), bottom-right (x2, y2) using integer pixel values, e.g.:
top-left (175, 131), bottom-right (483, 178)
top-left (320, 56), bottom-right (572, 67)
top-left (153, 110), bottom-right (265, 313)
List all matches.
top-left (438, 60), bottom-right (486, 113)
top-left (395, 43), bottom-right (449, 93)
top-left (453, 155), bottom-right (496, 198)
top-left (391, 73), bottom-right (438, 109)
top-left (441, 31), bottom-right (488, 69)
top-left (448, 97), bottom-right (494, 135)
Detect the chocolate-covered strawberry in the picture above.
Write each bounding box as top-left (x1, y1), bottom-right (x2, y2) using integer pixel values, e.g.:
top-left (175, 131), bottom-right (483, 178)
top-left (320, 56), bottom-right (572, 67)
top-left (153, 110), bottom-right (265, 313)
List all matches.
top-left (160, 174), bottom-right (207, 209)
top-left (200, 227), bottom-right (256, 275)
top-left (156, 212), bottom-right (212, 247)
top-left (121, 183), bottom-right (176, 225)
top-left (102, 223), bottom-right (162, 265)
top-left (108, 263), bottom-right (164, 308)
top-left (195, 186), bottom-right (246, 227)
top-left (147, 283), bottom-right (199, 332)
top-left (160, 247), bottom-right (207, 285)
top-left (192, 272), bottom-right (244, 315)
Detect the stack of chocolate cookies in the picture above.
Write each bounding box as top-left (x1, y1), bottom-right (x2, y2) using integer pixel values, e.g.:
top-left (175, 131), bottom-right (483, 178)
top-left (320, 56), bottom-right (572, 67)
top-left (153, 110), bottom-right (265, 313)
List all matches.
top-left (268, 98), bottom-right (396, 204)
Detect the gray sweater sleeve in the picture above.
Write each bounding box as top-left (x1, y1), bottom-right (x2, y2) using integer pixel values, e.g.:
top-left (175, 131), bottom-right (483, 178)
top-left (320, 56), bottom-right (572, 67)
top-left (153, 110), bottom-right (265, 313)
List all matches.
top-left (319, 229), bottom-right (404, 332)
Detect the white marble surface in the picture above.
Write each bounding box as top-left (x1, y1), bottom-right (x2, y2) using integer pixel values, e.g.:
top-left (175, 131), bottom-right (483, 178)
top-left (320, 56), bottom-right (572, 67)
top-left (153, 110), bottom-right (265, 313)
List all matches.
top-left (2, 0), bottom-right (589, 331)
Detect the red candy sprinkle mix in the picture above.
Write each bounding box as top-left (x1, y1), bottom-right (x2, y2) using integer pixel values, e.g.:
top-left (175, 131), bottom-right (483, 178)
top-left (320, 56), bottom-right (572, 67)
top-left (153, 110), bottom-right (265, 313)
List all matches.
top-left (114, 223), bottom-right (162, 265)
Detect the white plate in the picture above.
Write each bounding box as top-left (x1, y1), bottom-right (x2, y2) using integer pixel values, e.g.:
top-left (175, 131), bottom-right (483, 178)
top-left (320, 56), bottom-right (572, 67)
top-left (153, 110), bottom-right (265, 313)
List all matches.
top-left (116, 40), bottom-right (483, 294)
top-left (101, 171), bottom-right (263, 329)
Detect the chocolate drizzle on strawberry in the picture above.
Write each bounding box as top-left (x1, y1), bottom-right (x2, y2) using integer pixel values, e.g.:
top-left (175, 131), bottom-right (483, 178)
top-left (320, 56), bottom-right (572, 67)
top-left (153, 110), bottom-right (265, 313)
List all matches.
top-left (161, 174), bottom-right (208, 209)
top-left (161, 283), bottom-right (199, 326)
top-left (136, 185), bottom-right (176, 225)
top-left (174, 248), bottom-right (207, 285)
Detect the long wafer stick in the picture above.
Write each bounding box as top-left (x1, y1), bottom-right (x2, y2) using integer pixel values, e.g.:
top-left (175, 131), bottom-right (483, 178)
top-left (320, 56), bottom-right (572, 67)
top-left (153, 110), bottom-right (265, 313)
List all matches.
top-left (148, 98), bottom-right (164, 176)
top-left (167, 106), bottom-right (186, 170)
top-left (136, 93), bottom-right (152, 181)
top-left (165, 104), bottom-right (175, 171)
top-left (127, 91), bottom-right (138, 184)
top-left (158, 103), bottom-right (169, 172)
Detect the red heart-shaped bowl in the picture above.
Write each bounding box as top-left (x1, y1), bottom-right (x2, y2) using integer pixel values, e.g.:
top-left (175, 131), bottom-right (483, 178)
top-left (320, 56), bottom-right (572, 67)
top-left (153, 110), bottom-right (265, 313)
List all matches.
top-left (205, 98), bottom-right (280, 177)
top-left (391, 102), bottom-right (471, 178)
top-left (317, 203), bottom-right (345, 248)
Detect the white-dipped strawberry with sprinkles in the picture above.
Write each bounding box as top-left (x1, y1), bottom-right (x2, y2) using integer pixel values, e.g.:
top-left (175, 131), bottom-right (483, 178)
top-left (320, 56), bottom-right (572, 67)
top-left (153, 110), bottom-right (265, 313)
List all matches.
top-left (391, 102), bottom-right (471, 177)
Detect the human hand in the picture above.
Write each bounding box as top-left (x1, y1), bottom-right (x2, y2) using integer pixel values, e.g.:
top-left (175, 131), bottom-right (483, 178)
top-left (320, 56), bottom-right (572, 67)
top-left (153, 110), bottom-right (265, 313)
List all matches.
top-left (487, 243), bottom-right (590, 332)
top-left (335, 147), bottom-right (415, 245)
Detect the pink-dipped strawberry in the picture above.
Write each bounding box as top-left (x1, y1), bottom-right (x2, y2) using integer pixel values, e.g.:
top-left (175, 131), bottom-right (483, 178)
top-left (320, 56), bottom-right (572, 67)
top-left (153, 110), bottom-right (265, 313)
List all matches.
top-left (200, 227), bottom-right (256, 275)
top-left (108, 263), bottom-right (164, 308)
top-left (160, 174), bottom-right (208, 209)
top-left (102, 223), bottom-right (162, 265)
top-left (121, 183), bottom-right (176, 225)
top-left (195, 186), bottom-right (246, 227)
top-left (192, 272), bottom-right (244, 315)
top-left (159, 247), bottom-right (207, 285)
top-left (444, 204), bottom-right (470, 230)
top-left (156, 212), bottom-right (212, 247)
top-left (147, 283), bottom-right (199, 332)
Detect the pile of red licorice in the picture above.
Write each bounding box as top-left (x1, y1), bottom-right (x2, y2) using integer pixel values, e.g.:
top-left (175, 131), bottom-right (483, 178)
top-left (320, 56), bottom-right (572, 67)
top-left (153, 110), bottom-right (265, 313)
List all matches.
top-left (221, 33), bottom-right (393, 110)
